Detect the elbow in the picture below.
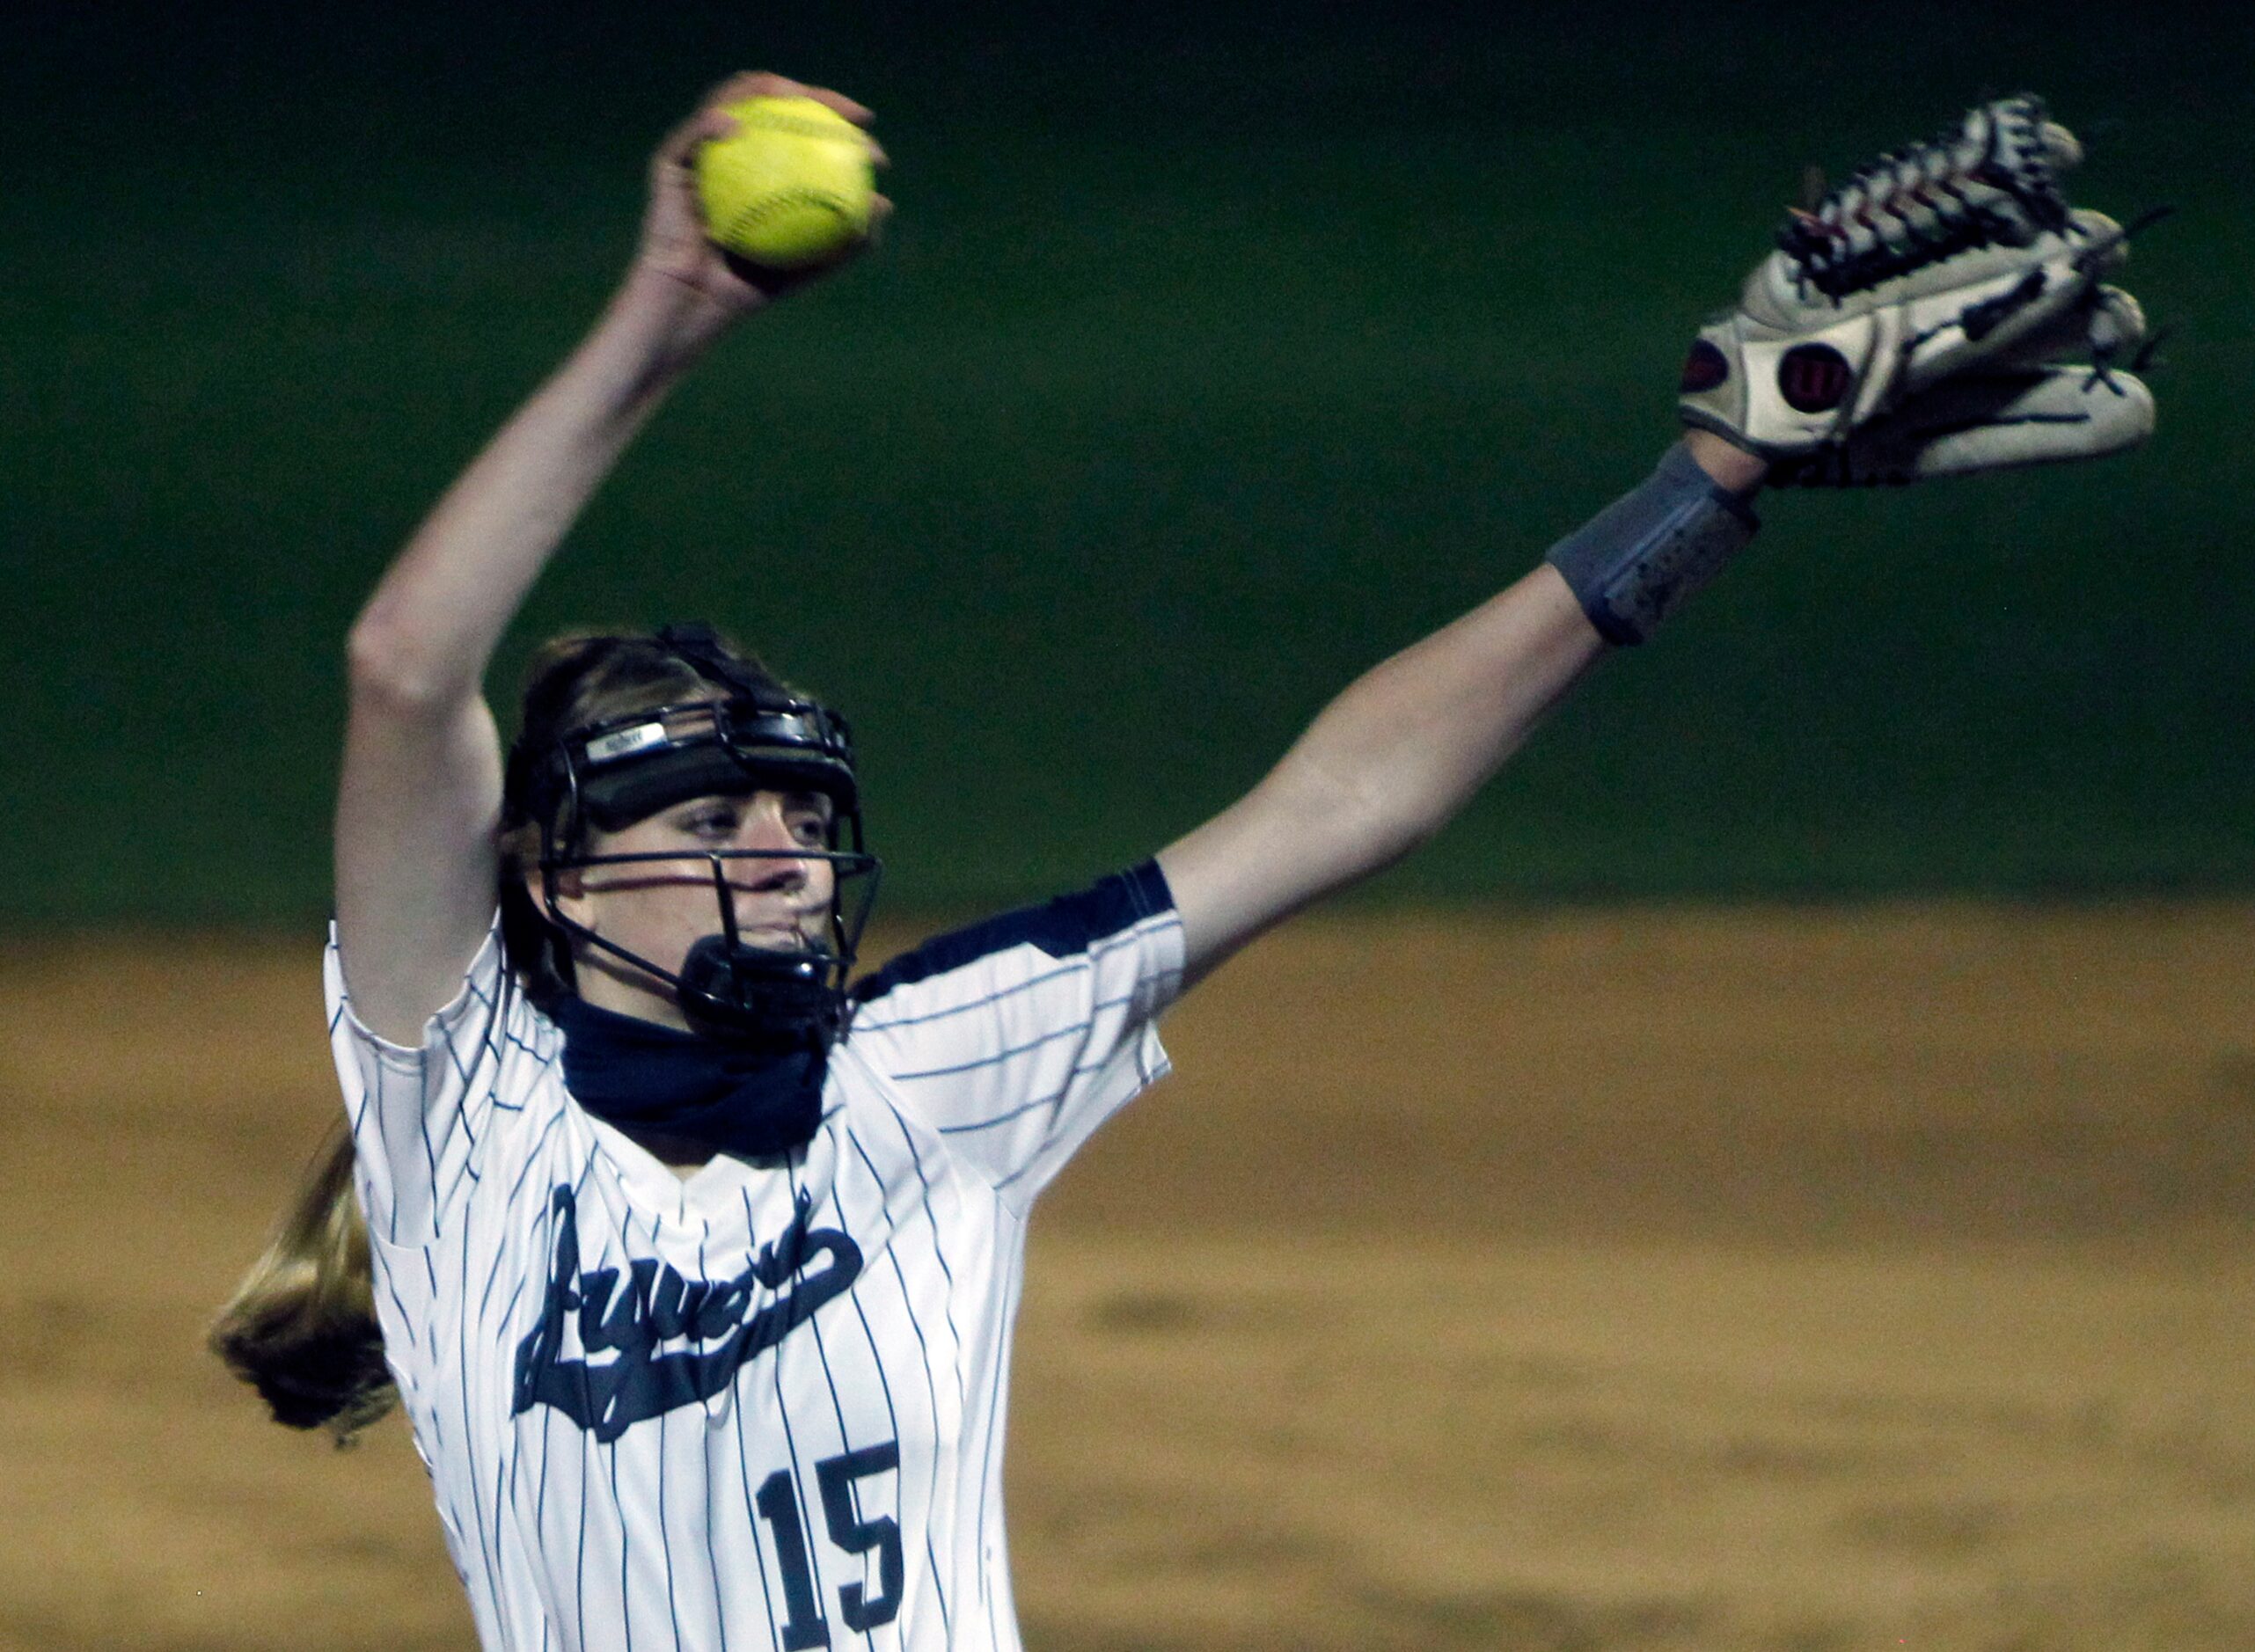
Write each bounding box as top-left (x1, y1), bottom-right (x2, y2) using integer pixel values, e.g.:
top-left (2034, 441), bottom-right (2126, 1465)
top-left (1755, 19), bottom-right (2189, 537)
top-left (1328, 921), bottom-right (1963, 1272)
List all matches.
top-left (1348, 810), bottom-right (1443, 884)
top-left (1268, 749), bottom-right (1442, 881)
top-left (1379, 809), bottom-right (1447, 865)
top-left (344, 604), bottom-right (470, 718)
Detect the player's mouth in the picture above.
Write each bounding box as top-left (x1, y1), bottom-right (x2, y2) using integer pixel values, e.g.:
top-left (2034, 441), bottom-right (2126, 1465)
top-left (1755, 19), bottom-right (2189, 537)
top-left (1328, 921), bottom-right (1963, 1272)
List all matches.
top-left (732, 916), bottom-right (824, 950)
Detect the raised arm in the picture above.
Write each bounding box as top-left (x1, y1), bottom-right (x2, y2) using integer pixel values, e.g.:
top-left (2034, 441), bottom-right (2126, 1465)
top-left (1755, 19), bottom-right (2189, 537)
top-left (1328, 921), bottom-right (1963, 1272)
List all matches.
top-left (1158, 93), bottom-right (2161, 985)
top-left (334, 74), bottom-right (880, 1043)
top-left (1157, 431), bottom-right (1764, 981)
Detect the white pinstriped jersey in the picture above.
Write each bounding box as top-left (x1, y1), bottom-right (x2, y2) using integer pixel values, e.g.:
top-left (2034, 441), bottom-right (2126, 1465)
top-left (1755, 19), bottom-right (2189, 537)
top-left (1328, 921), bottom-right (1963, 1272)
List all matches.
top-left (326, 862), bottom-right (1183, 1652)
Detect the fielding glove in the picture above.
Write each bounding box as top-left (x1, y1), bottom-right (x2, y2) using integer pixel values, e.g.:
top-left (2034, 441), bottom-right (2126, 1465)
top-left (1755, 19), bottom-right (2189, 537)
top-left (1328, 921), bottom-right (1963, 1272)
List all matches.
top-left (1680, 96), bottom-right (2157, 477)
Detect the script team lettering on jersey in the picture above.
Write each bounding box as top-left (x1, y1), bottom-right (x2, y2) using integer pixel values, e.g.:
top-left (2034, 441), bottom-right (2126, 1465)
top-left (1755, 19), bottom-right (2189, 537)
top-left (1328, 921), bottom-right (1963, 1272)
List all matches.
top-left (326, 863), bottom-right (1185, 1651)
top-left (512, 1186), bottom-right (864, 1444)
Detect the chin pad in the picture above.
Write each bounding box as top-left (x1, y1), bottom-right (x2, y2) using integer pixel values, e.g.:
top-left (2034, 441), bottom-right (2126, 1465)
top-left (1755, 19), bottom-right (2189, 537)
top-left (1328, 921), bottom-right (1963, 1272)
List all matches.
top-left (676, 935), bottom-right (844, 1051)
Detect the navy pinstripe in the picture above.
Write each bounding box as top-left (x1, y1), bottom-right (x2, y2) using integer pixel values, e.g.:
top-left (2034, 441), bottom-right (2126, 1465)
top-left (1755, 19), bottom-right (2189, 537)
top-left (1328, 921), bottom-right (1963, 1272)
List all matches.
top-left (844, 1129), bottom-right (951, 1637)
top-left (329, 862), bottom-right (1184, 1650)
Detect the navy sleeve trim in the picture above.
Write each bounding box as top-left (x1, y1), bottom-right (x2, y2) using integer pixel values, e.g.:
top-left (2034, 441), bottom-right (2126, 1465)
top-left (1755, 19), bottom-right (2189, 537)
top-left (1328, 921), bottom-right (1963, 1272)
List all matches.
top-left (850, 859), bottom-right (1175, 1005)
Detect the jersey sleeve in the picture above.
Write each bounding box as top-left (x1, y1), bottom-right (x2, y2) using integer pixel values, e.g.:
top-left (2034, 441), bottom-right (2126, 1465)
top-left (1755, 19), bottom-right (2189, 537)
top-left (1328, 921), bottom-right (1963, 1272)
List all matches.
top-left (324, 917), bottom-right (544, 1248)
top-left (844, 859), bottom-right (1185, 1210)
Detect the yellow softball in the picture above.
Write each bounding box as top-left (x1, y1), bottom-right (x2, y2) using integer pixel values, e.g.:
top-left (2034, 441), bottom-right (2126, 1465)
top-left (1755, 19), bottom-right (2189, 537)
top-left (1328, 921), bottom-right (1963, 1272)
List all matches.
top-left (694, 96), bottom-right (875, 270)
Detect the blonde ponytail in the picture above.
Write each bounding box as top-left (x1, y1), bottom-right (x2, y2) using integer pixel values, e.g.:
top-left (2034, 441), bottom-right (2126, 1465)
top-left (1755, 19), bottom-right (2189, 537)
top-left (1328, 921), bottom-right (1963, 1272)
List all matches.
top-left (209, 1122), bottom-right (396, 1444)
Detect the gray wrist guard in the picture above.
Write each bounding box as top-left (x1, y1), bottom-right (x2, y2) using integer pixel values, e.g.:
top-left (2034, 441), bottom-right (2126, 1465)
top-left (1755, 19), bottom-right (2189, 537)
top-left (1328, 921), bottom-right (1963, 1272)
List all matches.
top-left (1543, 444), bottom-right (1759, 646)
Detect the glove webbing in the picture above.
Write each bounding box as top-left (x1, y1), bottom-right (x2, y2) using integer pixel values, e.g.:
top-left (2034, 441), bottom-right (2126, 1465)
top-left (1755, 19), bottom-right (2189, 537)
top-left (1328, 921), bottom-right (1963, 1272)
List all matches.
top-left (1781, 96), bottom-right (2072, 303)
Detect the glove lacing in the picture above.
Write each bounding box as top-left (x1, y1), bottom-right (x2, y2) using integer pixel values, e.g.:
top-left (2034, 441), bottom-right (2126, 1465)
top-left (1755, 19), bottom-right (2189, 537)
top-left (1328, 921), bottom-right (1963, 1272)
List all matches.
top-left (1778, 95), bottom-right (2074, 303)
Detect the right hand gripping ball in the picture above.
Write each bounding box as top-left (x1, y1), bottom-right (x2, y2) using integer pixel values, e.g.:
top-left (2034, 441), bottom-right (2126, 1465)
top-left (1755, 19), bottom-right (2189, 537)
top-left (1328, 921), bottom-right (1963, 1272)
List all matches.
top-left (695, 97), bottom-right (875, 270)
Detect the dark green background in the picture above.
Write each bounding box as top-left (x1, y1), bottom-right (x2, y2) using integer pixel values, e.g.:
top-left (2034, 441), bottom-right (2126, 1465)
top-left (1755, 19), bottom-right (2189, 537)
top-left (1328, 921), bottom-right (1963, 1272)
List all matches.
top-left (5, 2), bottom-right (2251, 924)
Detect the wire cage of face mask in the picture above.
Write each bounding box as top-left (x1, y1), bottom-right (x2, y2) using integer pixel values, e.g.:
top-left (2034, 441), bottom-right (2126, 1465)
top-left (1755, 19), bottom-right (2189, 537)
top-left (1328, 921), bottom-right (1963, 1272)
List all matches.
top-left (517, 683), bottom-right (882, 1051)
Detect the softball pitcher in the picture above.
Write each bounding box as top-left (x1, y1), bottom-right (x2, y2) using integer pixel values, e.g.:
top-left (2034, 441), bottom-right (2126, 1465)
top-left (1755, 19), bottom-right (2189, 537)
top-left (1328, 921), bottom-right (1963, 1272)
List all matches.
top-left (215, 71), bottom-right (2153, 1651)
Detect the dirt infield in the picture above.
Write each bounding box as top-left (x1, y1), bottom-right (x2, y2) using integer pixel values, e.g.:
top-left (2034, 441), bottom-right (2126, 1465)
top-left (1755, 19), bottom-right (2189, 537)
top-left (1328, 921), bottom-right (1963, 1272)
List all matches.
top-left (3, 904), bottom-right (2252, 1651)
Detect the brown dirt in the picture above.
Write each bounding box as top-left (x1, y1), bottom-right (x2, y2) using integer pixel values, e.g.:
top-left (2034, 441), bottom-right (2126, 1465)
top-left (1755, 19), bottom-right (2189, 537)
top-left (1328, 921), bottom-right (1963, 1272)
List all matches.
top-left (3, 904), bottom-right (2252, 1651)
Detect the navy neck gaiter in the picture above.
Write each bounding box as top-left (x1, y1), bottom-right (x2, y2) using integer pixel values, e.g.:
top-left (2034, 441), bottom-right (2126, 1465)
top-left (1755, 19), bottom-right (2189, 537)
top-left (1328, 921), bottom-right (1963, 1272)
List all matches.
top-left (546, 993), bottom-right (828, 1161)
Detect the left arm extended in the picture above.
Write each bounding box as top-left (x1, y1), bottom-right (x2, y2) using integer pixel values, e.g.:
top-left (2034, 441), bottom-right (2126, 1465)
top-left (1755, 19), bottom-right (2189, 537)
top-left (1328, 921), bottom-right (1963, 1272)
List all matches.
top-left (1158, 430), bottom-right (1763, 982)
top-left (1163, 92), bottom-right (2156, 984)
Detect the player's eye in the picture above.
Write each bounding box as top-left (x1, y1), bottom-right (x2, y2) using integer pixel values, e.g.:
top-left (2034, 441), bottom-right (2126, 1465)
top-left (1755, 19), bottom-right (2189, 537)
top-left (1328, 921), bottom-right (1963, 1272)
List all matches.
top-left (678, 803), bottom-right (740, 838)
